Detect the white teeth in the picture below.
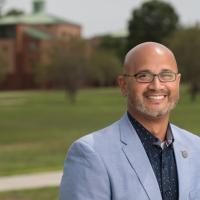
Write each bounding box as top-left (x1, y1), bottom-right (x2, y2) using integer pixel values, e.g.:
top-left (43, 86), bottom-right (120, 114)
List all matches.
top-left (148, 96), bottom-right (165, 100)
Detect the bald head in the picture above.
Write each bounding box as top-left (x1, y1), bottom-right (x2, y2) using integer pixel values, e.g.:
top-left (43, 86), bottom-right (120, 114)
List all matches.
top-left (123, 42), bottom-right (178, 73)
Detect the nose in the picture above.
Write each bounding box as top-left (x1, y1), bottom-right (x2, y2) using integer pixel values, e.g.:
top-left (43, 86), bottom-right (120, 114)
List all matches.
top-left (148, 75), bottom-right (164, 90)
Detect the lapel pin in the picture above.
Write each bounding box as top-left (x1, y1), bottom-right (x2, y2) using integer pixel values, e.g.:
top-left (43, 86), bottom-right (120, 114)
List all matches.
top-left (181, 150), bottom-right (188, 158)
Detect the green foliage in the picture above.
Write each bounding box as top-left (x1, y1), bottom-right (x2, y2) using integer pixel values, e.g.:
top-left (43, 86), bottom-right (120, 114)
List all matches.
top-left (166, 26), bottom-right (200, 100)
top-left (36, 38), bottom-right (89, 103)
top-left (87, 50), bottom-right (121, 86)
top-left (98, 34), bottom-right (126, 60)
top-left (5, 9), bottom-right (24, 16)
top-left (127, 0), bottom-right (179, 50)
top-left (35, 39), bottom-right (122, 102)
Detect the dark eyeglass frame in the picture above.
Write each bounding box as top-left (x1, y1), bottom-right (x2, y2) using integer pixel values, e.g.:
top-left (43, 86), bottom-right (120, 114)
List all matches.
top-left (123, 71), bottom-right (180, 83)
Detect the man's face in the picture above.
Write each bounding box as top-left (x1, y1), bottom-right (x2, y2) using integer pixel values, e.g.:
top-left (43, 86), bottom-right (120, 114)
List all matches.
top-left (119, 46), bottom-right (181, 119)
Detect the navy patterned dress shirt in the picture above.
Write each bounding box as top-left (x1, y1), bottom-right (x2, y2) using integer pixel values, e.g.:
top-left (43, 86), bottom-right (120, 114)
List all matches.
top-left (128, 112), bottom-right (179, 200)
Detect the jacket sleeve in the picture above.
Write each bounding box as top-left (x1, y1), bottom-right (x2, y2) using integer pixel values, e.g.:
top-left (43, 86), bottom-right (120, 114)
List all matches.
top-left (59, 139), bottom-right (111, 200)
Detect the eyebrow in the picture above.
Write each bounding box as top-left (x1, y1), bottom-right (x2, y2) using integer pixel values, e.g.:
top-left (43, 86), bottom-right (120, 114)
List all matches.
top-left (135, 70), bottom-right (152, 74)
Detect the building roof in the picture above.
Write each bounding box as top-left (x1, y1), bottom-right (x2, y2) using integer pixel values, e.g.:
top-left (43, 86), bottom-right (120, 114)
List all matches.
top-left (24, 27), bottom-right (54, 40)
top-left (0, 13), bottom-right (81, 27)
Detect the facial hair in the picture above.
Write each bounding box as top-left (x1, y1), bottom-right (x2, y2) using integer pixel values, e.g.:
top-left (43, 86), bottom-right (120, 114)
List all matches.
top-left (130, 89), bottom-right (179, 118)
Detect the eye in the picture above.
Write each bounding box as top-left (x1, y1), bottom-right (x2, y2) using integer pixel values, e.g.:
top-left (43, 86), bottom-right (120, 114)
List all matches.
top-left (136, 73), bottom-right (151, 80)
top-left (160, 72), bottom-right (174, 79)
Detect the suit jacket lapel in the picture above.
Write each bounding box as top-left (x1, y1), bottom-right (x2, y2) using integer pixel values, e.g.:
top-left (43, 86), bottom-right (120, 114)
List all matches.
top-left (171, 125), bottom-right (191, 200)
top-left (119, 114), bottom-right (162, 200)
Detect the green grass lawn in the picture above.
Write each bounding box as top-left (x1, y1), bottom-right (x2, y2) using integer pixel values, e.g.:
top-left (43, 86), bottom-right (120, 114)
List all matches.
top-left (0, 187), bottom-right (58, 200)
top-left (0, 87), bottom-right (199, 176)
top-left (0, 88), bottom-right (126, 176)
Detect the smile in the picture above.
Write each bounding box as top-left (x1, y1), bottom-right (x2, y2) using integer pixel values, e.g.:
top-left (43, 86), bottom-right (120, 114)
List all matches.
top-left (147, 95), bottom-right (166, 100)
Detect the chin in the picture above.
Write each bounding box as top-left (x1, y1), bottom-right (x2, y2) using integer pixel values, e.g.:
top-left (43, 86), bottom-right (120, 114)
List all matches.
top-left (146, 111), bottom-right (168, 118)
top-left (142, 102), bottom-right (177, 118)
top-left (143, 109), bottom-right (168, 118)
top-left (136, 104), bottom-right (172, 118)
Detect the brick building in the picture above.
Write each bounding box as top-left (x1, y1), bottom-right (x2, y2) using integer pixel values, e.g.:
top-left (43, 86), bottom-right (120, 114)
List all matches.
top-left (0, 0), bottom-right (81, 89)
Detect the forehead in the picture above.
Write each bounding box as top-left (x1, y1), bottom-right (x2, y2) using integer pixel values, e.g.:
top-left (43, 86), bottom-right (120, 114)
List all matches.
top-left (125, 45), bottom-right (178, 73)
top-left (133, 63), bottom-right (177, 74)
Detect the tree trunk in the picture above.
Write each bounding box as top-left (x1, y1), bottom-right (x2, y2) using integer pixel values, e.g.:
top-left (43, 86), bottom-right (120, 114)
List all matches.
top-left (66, 89), bottom-right (76, 104)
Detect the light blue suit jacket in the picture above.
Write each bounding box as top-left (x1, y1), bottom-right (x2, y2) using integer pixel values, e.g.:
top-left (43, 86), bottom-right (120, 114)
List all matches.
top-left (60, 114), bottom-right (200, 200)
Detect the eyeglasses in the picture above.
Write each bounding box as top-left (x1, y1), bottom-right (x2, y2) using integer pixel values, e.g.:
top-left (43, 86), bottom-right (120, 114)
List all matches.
top-left (123, 71), bottom-right (179, 83)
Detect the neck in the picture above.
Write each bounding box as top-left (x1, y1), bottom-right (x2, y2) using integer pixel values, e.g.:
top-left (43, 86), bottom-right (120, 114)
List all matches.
top-left (128, 110), bottom-right (169, 141)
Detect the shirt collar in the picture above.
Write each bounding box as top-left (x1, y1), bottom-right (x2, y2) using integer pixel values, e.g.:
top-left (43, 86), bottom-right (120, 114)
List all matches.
top-left (127, 112), bottom-right (174, 149)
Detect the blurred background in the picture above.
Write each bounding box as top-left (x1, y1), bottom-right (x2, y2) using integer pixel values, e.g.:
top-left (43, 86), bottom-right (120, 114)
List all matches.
top-left (0, 0), bottom-right (200, 199)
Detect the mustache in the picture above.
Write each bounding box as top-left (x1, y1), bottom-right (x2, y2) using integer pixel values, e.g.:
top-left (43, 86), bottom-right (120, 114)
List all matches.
top-left (143, 89), bottom-right (170, 96)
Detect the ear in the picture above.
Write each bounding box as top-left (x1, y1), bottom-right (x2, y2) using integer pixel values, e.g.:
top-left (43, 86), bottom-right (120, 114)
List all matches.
top-left (117, 75), bottom-right (127, 97)
top-left (177, 73), bottom-right (181, 84)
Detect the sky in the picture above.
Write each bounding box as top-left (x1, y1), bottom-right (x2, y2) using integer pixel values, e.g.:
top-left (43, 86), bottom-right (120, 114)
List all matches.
top-left (2, 0), bottom-right (200, 38)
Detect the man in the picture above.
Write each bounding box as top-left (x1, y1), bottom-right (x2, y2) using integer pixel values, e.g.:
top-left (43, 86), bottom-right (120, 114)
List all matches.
top-left (60, 42), bottom-right (200, 200)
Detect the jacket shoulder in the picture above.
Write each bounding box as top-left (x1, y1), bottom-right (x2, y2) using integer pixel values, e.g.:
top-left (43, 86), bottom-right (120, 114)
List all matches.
top-left (171, 124), bottom-right (200, 150)
top-left (70, 119), bottom-right (121, 153)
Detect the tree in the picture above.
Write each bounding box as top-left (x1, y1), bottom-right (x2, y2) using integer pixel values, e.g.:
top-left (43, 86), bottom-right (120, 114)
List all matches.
top-left (126, 0), bottom-right (179, 50)
top-left (165, 26), bottom-right (200, 101)
top-left (36, 38), bottom-right (90, 104)
top-left (5, 9), bottom-right (24, 16)
top-left (98, 35), bottom-right (126, 61)
top-left (87, 49), bottom-right (121, 87)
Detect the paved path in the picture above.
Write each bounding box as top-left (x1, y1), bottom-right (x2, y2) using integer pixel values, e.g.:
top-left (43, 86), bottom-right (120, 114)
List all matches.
top-left (0, 171), bottom-right (62, 192)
